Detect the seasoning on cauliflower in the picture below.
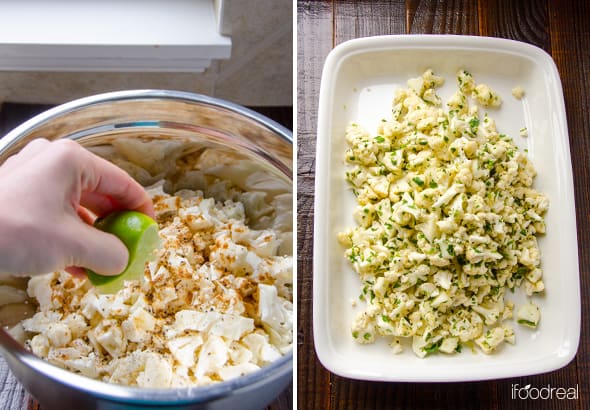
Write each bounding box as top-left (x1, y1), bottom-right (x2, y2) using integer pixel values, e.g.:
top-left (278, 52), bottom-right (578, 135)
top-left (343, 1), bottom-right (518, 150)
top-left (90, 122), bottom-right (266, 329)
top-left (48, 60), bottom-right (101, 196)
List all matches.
top-left (340, 69), bottom-right (547, 357)
top-left (15, 182), bottom-right (292, 386)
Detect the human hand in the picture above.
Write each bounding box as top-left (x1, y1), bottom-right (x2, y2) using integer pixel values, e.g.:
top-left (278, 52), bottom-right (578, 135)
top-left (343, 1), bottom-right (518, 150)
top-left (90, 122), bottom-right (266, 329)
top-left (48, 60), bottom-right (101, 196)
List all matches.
top-left (0, 138), bottom-right (154, 277)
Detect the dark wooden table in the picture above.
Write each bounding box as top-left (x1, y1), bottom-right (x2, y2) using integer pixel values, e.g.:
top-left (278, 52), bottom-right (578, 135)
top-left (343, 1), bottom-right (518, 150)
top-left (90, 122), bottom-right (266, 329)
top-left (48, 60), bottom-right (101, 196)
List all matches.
top-left (297, 1), bottom-right (590, 409)
top-left (0, 103), bottom-right (293, 410)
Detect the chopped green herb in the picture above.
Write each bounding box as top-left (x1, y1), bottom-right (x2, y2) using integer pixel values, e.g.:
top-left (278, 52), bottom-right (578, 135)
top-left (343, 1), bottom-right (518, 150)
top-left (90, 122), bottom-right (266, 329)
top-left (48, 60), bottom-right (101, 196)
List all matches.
top-left (518, 319), bottom-right (537, 328)
top-left (423, 339), bottom-right (443, 355)
top-left (447, 244), bottom-right (455, 256)
top-left (514, 266), bottom-right (527, 279)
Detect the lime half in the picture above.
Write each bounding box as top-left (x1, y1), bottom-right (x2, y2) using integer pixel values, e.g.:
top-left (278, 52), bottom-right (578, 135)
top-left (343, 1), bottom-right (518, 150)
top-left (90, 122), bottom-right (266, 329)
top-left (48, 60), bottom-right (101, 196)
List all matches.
top-left (86, 211), bottom-right (159, 294)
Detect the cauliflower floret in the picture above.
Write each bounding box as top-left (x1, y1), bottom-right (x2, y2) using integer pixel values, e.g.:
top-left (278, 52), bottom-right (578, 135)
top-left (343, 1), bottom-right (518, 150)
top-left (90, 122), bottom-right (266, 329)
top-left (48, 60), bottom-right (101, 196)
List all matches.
top-left (411, 336), bottom-right (430, 358)
top-left (244, 332), bottom-right (284, 364)
top-left (167, 335), bottom-right (203, 367)
top-left (210, 314), bottom-right (255, 341)
top-left (121, 307), bottom-right (156, 343)
top-left (517, 302), bottom-right (540, 328)
top-left (218, 363), bottom-right (260, 381)
top-left (29, 334), bottom-right (50, 357)
top-left (258, 284), bottom-right (293, 347)
top-left (61, 313), bottom-right (89, 339)
top-left (228, 341), bottom-right (254, 365)
top-left (21, 311), bottom-right (62, 333)
top-left (475, 327), bottom-right (506, 353)
top-left (439, 337), bottom-right (459, 354)
top-left (457, 69), bottom-right (475, 94)
top-left (26, 274), bottom-right (55, 310)
top-left (351, 312), bottom-right (376, 343)
top-left (74, 357), bottom-right (102, 378)
top-left (94, 321), bottom-right (127, 359)
top-left (389, 337), bottom-right (404, 354)
top-left (136, 353), bottom-right (173, 388)
top-left (46, 323), bottom-right (72, 348)
top-left (512, 86), bottom-right (525, 99)
top-left (194, 335), bottom-right (228, 379)
top-left (473, 83), bottom-right (502, 107)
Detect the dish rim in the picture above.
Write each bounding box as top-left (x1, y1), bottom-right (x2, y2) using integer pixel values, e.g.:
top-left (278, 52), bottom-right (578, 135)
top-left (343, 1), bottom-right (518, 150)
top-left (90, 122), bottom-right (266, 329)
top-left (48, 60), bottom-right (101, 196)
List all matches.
top-left (313, 34), bottom-right (580, 382)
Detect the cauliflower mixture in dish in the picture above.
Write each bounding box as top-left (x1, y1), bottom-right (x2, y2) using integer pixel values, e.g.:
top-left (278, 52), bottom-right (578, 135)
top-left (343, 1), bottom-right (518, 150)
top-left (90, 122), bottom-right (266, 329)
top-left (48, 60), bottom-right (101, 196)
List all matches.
top-left (11, 182), bottom-right (292, 387)
top-left (338, 70), bottom-right (547, 357)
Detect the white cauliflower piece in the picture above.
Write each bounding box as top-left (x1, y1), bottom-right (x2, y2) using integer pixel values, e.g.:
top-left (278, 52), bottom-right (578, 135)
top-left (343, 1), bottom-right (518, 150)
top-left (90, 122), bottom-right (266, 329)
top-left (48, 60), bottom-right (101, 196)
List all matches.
top-left (475, 327), bottom-right (506, 354)
top-left (194, 335), bottom-right (228, 379)
top-left (218, 363), bottom-right (260, 381)
top-left (26, 274), bottom-right (55, 310)
top-left (517, 302), bottom-right (540, 328)
top-left (21, 311), bottom-right (62, 333)
top-left (122, 307), bottom-right (156, 343)
top-left (473, 83), bottom-right (502, 107)
top-left (167, 335), bottom-right (203, 368)
top-left (46, 323), bottom-right (72, 348)
top-left (94, 322), bottom-right (126, 358)
top-left (136, 353), bottom-right (173, 388)
top-left (258, 284), bottom-right (293, 347)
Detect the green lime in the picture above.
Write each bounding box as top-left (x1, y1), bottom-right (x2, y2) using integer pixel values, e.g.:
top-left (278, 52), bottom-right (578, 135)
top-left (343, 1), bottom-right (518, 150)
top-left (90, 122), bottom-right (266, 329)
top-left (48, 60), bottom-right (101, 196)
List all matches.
top-left (86, 210), bottom-right (159, 294)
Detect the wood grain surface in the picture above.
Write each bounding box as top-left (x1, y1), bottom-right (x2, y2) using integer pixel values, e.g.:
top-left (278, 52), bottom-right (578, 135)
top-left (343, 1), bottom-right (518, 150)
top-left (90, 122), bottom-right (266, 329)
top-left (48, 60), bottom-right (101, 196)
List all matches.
top-left (0, 103), bottom-right (293, 410)
top-left (297, 1), bottom-right (590, 409)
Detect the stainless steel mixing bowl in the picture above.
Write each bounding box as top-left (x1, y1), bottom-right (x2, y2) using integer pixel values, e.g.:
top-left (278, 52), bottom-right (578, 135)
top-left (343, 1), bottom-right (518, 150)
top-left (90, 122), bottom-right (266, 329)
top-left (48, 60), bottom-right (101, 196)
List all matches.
top-left (0, 90), bottom-right (293, 410)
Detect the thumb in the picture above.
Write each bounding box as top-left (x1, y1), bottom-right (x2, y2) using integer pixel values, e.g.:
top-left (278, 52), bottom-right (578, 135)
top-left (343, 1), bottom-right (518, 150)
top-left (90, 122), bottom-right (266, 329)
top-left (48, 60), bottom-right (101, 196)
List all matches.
top-left (65, 221), bottom-right (129, 276)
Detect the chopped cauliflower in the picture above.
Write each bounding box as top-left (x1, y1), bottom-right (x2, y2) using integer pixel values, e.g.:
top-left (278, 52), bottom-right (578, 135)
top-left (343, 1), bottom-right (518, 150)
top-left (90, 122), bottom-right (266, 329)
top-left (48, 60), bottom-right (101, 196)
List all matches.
top-left (19, 184), bottom-right (292, 386)
top-left (473, 83), bottom-right (502, 107)
top-left (517, 302), bottom-right (540, 328)
top-left (512, 86), bottom-right (525, 99)
top-left (340, 69), bottom-right (547, 357)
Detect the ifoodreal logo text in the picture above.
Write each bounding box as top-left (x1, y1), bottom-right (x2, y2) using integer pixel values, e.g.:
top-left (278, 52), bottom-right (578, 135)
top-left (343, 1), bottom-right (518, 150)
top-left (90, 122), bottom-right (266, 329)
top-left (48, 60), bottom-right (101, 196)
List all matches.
top-left (511, 383), bottom-right (579, 400)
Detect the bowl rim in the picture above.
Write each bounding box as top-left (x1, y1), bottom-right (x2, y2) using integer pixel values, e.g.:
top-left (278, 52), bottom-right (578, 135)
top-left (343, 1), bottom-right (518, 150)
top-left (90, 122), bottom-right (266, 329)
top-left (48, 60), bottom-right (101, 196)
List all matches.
top-left (0, 90), bottom-right (293, 403)
top-left (0, 328), bottom-right (292, 403)
top-left (0, 89), bottom-right (293, 155)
